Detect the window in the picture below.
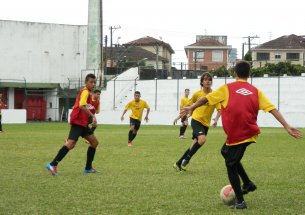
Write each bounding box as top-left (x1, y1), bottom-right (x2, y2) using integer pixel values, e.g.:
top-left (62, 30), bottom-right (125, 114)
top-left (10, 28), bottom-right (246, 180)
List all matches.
top-left (257, 52), bottom-right (270, 61)
top-left (286, 53), bottom-right (299, 61)
top-left (275, 52), bottom-right (281, 59)
top-left (193, 51), bottom-right (204, 62)
top-left (212, 50), bottom-right (223, 62)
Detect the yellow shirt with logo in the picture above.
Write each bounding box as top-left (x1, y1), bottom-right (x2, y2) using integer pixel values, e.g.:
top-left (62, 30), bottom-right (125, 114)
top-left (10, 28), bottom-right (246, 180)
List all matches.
top-left (206, 80), bottom-right (276, 145)
top-left (189, 89), bottom-right (220, 127)
top-left (125, 99), bottom-right (150, 121)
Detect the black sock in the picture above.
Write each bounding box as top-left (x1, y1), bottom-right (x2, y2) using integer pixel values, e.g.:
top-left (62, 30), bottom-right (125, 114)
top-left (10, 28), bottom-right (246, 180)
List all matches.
top-left (237, 162), bottom-right (251, 185)
top-left (50, 145), bottom-right (69, 166)
top-left (181, 125), bottom-right (187, 135)
top-left (227, 164), bottom-right (244, 203)
top-left (85, 146), bottom-right (96, 170)
top-left (131, 132), bottom-right (137, 141)
top-left (128, 130), bottom-right (133, 142)
top-left (91, 126), bottom-right (96, 133)
top-left (177, 148), bottom-right (190, 166)
top-left (186, 142), bottom-right (202, 161)
top-left (179, 126), bottom-right (184, 136)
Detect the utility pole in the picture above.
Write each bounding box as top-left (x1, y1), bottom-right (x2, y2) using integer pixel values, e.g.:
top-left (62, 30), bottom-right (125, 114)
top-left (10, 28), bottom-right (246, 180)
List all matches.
top-left (243, 35), bottom-right (259, 53)
top-left (109, 25), bottom-right (121, 66)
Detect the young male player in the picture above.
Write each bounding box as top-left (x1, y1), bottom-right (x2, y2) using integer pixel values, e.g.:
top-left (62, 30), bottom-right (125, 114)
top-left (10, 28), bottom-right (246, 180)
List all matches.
top-left (173, 73), bottom-right (221, 171)
top-left (174, 89), bottom-right (190, 139)
top-left (46, 73), bottom-right (100, 176)
top-left (182, 61), bottom-right (302, 209)
top-left (121, 91), bottom-right (150, 147)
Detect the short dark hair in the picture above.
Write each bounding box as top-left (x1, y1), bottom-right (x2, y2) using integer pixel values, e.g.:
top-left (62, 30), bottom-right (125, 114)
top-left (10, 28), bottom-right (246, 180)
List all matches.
top-left (200, 72), bottom-right (213, 87)
top-left (235, 61), bottom-right (251, 78)
top-left (134, 91), bottom-right (141, 95)
top-left (185, 88), bottom-right (190, 92)
top-left (85, 73), bottom-right (96, 82)
top-left (93, 89), bottom-right (101, 94)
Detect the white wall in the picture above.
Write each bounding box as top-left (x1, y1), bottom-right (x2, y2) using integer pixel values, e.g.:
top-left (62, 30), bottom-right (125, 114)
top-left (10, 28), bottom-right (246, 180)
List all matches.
top-left (0, 20), bottom-right (87, 83)
top-left (2, 109), bottom-right (26, 123)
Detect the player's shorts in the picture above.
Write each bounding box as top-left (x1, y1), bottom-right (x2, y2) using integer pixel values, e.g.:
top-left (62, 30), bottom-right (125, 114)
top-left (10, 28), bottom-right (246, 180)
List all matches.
top-left (221, 142), bottom-right (252, 167)
top-left (191, 119), bottom-right (209, 139)
top-left (68, 124), bottom-right (93, 141)
top-left (181, 115), bottom-right (188, 123)
top-left (130, 117), bottom-right (141, 130)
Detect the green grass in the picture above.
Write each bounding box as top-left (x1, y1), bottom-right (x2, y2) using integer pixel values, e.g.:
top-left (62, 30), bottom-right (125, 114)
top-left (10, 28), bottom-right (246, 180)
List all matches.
top-left (0, 123), bottom-right (304, 215)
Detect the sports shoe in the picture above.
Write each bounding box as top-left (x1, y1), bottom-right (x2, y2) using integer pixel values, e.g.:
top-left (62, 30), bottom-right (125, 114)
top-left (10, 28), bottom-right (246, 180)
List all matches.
top-left (242, 182), bottom-right (257, 194)
top-left (179, 135), bottom-right (186, 139)
top-left (46, 163), bottom-right (58, 176)
top-left (173, 162), bottom-right (182, 172)
top-left (181, 159), bottom-right (189, 171)
top-left (128, 141), bottom-right (132, 147)
top-left (230, 201), bottom-right (247, 209)
top-left (83, 168), bottom-right (97, 174)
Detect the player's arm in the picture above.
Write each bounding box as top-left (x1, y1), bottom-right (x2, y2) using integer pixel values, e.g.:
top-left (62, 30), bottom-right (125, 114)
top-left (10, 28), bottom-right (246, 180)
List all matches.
top-left (258, 90), bottom-right (302, 139)
top-left (269, 109), bottom-right (302, 138)
top-left (212, 111), bottom-right (221, 127)
top-left (180, 97), bottom-right (208, 116)
top-left (79, 90), bottom-right (96, 124)
top-left (144, 105), bottom-right (150, 122)
top-left (121, 109), bottom-right (128, 121)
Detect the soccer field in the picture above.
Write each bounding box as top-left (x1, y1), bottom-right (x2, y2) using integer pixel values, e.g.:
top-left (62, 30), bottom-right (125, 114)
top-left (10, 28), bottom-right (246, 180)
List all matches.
top-left (0, 123), bottom-right (304, 215)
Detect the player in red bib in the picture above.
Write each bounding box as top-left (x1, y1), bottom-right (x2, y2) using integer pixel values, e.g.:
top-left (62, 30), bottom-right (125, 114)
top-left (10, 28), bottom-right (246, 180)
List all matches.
top-left (182, 61), bottom-right (302, 209)
top-left (46, 73), bottom-right (100, 176)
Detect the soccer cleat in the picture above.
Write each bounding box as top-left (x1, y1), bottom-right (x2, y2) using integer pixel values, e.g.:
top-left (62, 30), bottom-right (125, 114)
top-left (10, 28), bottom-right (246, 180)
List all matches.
top-left (230, 201), bottom-right (247, 209)
top-left (242, 182), bottom-right (257, 194)
top-left (181, 159), bottom-right (189, 171)
top-left (83, 168), bottom-right (97, 174)
top-left (173, 162), bottom-right (182, 172)
top-left (128, 141), bottom-right (132, 147)
top-left (46, 163), bottom-right (58, 176)
top-left (179, 135), bottom-right (186, 139)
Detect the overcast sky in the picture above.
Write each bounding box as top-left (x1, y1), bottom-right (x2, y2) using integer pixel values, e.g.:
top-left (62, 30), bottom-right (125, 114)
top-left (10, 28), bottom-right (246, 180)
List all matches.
top-left (0, 0), bottom-right (304, 63)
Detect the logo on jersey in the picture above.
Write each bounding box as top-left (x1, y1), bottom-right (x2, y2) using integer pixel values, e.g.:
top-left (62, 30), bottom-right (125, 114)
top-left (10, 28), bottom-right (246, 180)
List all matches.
top-left (236, 88), bottom-right (253, 96)
top-left (87, 104), bottom-right (95, 110)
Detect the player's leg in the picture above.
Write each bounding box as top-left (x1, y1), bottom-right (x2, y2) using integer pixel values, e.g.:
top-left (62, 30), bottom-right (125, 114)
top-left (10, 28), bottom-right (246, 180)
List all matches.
top-left (46, 125), bottom-right (80, 175)
top-left (128, 121), bottom-right (136, 146)
top-left (179, 116), bottom-right (188, 138)
top-left (83, 128), bottom-right (99, 173)
top-left (181, 120), bottom-right (208, 170)
top-left (131, 121), bottom-right (141, 141)
top-left (174, 138), bottom-right (196, 171)
top-left (221, 143), bottom-right (248, 209)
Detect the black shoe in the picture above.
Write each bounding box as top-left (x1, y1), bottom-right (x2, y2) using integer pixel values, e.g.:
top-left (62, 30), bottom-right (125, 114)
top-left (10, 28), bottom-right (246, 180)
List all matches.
top-left (242, 182), bottom-right (257, 194)
top-left (230, 201), bottom-right (247, 209)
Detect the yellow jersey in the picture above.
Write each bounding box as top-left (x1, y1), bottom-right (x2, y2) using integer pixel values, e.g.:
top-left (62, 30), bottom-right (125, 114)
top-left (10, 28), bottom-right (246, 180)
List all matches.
top-left (206, 80), bottom-right (276, 145)
top-left (180, 96), bottom-right (190, 109)
top-left (189, 89), bottom-right (220, 127)
top-left (125, 99), bottom-right (150, 121)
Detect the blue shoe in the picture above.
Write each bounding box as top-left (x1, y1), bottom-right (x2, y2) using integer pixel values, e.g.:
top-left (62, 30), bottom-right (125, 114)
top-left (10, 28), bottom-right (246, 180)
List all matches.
top-left (46, 163), bottom-right (58, 176)
top-left (83, 168), bottom-right (97, 174)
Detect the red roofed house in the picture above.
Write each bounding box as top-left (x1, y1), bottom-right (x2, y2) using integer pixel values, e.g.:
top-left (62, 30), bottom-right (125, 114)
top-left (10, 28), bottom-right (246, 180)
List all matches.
top-left (184, 35), bottom-right (231, 71)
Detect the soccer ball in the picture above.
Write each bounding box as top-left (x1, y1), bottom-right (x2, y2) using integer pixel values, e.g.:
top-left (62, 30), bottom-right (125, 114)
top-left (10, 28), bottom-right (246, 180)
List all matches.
top-left (220, 185), bottom-right (237, 205)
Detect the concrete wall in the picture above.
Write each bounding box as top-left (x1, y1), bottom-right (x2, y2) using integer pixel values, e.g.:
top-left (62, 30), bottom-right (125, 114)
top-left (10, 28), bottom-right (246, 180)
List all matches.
top-left (2, 109), bottom-right (26, 123)
top-left (0, 20), bottom-right (87, 83)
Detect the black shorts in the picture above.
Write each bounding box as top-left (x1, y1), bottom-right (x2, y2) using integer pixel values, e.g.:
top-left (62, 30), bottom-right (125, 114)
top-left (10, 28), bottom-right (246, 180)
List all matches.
top-left (68, 124), bottom-right (93, 141)
top-left (181, 115), bottom-right (188, 123)
top-left (130, 118), bottom-right (141, 130)
top-left (221, 142), bottom-right (252, 167)
top-left (191, 119), bottom-right (209, 139)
